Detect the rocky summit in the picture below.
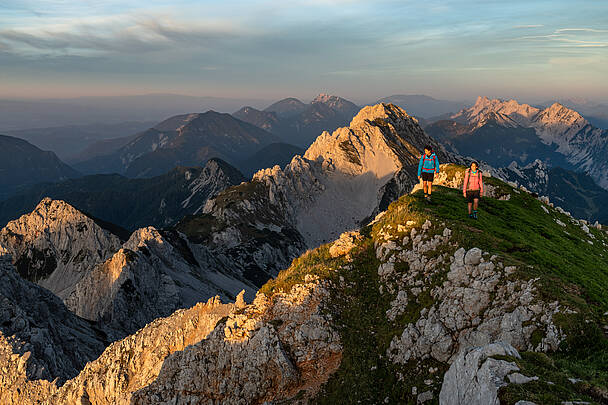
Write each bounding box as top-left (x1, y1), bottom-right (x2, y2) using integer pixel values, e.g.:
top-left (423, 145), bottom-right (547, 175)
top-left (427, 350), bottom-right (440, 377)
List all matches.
top-left (3, 164), bottom-right (607, 404)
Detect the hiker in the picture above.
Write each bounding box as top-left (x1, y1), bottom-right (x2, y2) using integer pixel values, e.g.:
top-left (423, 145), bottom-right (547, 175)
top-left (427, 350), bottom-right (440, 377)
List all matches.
top-left (463, 161), bottom-right (484, 219)
top-left (417, 145), bottom-right (439, 202)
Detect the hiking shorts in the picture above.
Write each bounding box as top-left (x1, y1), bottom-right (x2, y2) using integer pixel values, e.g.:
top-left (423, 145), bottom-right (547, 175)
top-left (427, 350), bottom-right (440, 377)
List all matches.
top-left (466, 190), bottom-right (481, 203)
top-left (421, 172), bottom-right (435, 182)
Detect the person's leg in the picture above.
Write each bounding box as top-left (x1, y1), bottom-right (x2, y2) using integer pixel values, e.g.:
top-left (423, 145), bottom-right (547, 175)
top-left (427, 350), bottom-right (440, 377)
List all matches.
top-left (473, 198), bottom-right (479, 219)
top-left (468, 202), bottom-right (472, 215)
top-left (423, 181), bottom-right (429, 198)
top-left (428, 180), bottom-right (433, 196)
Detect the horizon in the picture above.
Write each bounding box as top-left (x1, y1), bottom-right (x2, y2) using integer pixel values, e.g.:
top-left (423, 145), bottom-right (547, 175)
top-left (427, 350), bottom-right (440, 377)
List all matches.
top-left (1, 1), bottom-right (607, 102)
top-left (2, 92), bottom-right (606, 108)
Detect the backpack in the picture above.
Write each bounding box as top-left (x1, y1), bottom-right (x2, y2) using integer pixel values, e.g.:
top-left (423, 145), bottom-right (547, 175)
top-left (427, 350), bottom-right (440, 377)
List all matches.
top-left (466, 168), bottom-right (482, 188)
top-left (421, 153), bottom-right (436, 169)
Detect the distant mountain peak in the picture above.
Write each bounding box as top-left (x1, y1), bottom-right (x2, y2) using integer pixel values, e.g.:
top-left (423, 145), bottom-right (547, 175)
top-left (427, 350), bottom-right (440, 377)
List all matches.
top-left (312, 93), bottom-right (340, 103)
top-left (350, 102), bottom-right (415, 127)
top-left (539, 102), bottom-right (586, 126)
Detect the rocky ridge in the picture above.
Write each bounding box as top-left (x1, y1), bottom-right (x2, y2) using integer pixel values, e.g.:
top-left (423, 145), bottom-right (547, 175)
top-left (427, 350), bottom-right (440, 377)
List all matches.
top-left (65, 226), bottom-right (253, 336)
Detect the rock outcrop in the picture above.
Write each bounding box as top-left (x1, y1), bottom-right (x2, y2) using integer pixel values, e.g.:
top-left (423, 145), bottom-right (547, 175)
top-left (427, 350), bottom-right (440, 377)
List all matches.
top-left (439, 342), bottom-right (522, 405)
top-left (132, 278), bottom-right (341, 404)
top-left (8, 276), bottom-right (339, 404)
top-left (47, 297), bottom-right (234, 405)
top-left (384, 235), bottom-right (561, 366)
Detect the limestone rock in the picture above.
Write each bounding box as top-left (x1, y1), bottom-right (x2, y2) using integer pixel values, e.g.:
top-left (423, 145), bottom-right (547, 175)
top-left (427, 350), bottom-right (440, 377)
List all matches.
top-left (47, 297), bottom-right (233, 405)
top-left (329, 231), bottom-right (362, 258)
top-left (439, 342), bottom-right (521, 405)
top-left (132, 281), bottom-right (341, 404)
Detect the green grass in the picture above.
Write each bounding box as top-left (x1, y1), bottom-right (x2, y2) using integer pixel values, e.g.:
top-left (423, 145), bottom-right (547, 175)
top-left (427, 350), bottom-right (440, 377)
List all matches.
top-left (497, 347), bottom-right (608, 404)
top-left (257, 171), bottom-right (608, 404)
top-left (258, 244), bottom-right (346, 296)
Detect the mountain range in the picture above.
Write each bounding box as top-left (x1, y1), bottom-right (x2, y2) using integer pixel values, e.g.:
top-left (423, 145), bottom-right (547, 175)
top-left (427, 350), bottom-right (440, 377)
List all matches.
top-left (5, 121), bottom-right (155, 161)
top-left (0, 100), bottom-right (606, 404)
top-left (426, 96), bottom-right (608, 190)
top-left (0, 158), bottom-right (245, 230)
top-left (233, 94), bottom-right (361, 147)
top-left (373, 94), bottom-right (467, 118)
top-left (495, 159), bottom-right (608, 224)
top-left (0, 135), bottom-right (79, 199)
top-left (72, 110), bottom-right (283, 178)
top-left (0, 197), bottom-right (253, 339)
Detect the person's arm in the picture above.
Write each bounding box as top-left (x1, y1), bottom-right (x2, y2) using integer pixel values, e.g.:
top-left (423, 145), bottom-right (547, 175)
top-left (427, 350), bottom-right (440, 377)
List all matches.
top-left (417, 156), bottom-right (423, 178)
top-left (434, 155), bottom-right (440, 173)
top-left (463, 170), bottom-right (469, 196)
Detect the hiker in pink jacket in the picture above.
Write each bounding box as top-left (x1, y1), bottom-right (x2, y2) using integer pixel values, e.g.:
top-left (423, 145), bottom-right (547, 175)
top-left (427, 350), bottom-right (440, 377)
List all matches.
top-left (463, 162), bottom-right (484, 219)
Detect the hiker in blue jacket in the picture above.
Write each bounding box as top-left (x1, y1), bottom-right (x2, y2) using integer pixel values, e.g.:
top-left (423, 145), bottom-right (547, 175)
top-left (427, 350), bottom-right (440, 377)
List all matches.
top-left (417, 145), bottom-right (440, 202)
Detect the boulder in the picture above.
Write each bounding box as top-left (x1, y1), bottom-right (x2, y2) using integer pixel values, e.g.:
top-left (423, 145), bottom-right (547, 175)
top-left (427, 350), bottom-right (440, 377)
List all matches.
top-left (439, 342), bottom-right (520, 405)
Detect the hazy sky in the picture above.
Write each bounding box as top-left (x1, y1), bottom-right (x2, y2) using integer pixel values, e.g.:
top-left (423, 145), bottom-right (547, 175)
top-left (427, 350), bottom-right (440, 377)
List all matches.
top-left (1, 0), bottom-right (607, 102)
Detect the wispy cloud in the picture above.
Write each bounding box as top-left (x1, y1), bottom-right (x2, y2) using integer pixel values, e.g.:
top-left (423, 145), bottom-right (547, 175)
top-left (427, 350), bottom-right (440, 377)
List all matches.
top-left (513, 24), bottom-right (544, 29)
top-left (514, 26), bottom-right (608, 48)
top-left (0, 14), bottom-right (245, 56)
top-left (556, 28), bottom-right (608, 33)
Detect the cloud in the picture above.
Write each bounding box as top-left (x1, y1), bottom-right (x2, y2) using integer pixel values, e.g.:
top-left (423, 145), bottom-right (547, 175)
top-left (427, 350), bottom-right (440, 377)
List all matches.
top-left (513, 24), bottom-right (544, 29)
top-left (556, 28), bottom-right (608, 33)
top-left (514, 26), bottom-right (608, 48)
top-left (0, 14), bottom-right (244, 56)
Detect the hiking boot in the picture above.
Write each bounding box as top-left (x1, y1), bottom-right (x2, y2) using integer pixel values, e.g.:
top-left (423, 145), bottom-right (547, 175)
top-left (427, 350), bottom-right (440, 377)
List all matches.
top-left (473, 211), bottom-right (478, 220)
top-left (468, 213), bottom-right (474, 219)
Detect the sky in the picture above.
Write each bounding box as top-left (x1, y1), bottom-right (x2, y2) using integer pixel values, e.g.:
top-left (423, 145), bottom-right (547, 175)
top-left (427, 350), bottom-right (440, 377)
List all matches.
top-left (0, 0), bottom-right (607, 103)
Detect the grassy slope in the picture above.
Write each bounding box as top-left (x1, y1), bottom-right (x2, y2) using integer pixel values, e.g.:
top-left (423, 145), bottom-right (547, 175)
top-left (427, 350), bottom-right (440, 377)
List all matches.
top-left (259, 168), bottom-right (608, 404)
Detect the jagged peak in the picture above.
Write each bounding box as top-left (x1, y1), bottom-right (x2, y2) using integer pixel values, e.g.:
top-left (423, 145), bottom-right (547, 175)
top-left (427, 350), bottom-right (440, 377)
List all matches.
top-left (312, 93), bottom-right (341, 103)
top-left (3, 197), bottom-right (131, 241)
top-left (32, 197), bottom-right (88, 220)
top-left (349, 102), bottom-right (417, 128)
top-left (538, 102), bottom-right (586, 124)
